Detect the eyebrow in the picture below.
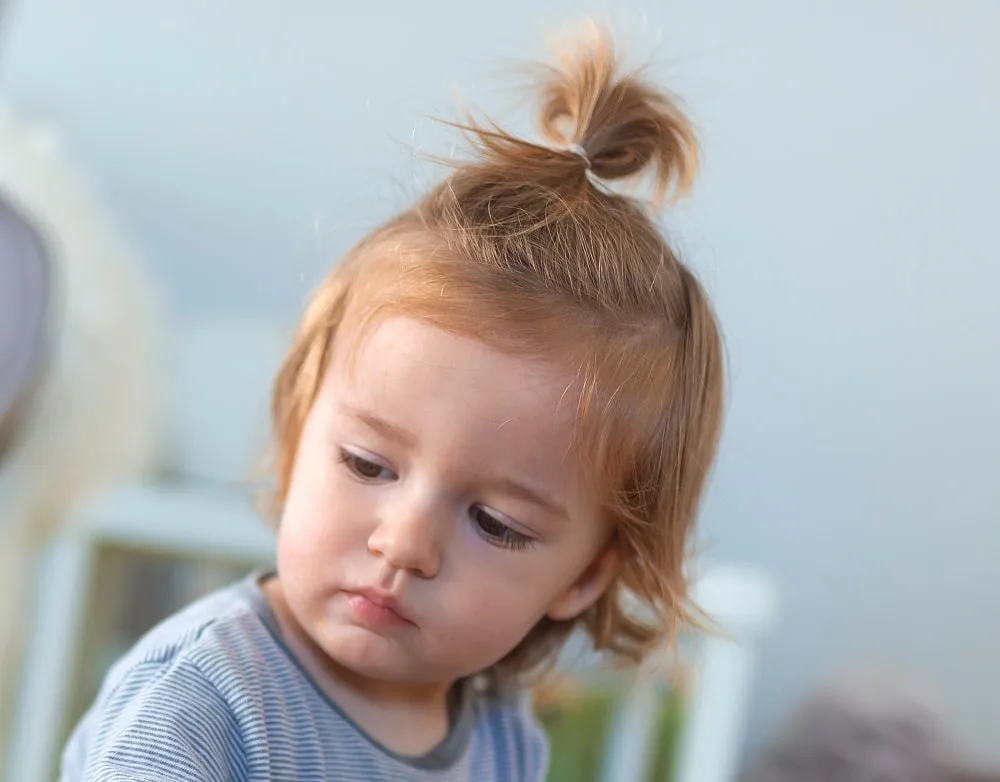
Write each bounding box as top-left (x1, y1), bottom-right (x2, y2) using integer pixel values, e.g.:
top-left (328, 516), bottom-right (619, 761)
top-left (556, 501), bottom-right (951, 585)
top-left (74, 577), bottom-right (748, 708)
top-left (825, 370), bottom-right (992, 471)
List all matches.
top-left (342, 405), bottom-right (418, 448)
top-left (493, 476), bottom-right (569, 520)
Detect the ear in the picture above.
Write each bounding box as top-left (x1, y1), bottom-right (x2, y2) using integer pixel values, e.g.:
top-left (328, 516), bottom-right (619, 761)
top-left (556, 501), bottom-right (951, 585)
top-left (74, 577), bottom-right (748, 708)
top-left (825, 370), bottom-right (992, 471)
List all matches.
top-left (545, 544), bottom-right (621, 622)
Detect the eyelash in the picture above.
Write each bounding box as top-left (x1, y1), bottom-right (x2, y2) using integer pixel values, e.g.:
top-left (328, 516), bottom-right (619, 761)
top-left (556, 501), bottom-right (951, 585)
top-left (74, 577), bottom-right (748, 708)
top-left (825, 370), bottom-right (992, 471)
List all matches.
top-left (338, 448), bottom-right (534, 553)
top-left (338, 448), bottom-right (396, 481)
top-left (471, 507), bottom-right (534, 552)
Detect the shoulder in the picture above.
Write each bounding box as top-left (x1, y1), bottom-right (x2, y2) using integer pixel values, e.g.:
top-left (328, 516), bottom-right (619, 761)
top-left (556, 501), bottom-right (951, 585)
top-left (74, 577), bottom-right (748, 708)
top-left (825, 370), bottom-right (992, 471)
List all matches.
top-left (61, 654), bottom-right (248, 781)
top-left (91, 573), bottom-right (285, 703)
top-left (474, 687), bottom-right (550, 782)
top-left (60, 575), bottom-right (282, 781)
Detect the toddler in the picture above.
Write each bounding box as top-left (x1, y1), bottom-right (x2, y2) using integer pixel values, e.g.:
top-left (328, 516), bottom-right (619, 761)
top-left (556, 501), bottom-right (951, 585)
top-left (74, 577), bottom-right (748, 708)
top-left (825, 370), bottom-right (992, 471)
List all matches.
top-left (60, 23), bottom-right (724, 782)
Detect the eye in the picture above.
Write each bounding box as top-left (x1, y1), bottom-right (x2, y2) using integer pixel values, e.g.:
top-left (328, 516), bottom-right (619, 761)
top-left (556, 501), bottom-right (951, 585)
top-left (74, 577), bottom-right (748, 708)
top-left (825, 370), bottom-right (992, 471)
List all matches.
top-left (471, 506), bottom-right (534, 552)
top-left (338, 448), bottom-right (396, 482)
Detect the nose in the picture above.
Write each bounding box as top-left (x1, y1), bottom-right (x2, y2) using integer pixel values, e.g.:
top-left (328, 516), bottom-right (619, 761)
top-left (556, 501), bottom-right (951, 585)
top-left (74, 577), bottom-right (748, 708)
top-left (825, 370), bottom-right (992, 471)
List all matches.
top-left (367, 491), bottom-right (443, 579)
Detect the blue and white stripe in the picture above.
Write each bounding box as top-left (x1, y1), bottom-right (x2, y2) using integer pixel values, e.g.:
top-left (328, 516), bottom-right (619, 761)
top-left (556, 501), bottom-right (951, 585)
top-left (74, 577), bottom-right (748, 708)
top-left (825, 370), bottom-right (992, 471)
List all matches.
top-left (59, 573), bottom-right (548, 781)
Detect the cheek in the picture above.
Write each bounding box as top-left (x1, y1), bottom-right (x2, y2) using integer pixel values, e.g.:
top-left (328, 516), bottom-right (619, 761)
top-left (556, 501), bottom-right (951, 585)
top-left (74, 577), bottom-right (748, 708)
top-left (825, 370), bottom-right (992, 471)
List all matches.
top-left (423, 554), bottom-right (573, 671)
top-left (440, 550), bottom-right (568, 631)
top-left (278, 456), bottom-right (361, 568)
top-left (437, 531), bottom-right (605, 637)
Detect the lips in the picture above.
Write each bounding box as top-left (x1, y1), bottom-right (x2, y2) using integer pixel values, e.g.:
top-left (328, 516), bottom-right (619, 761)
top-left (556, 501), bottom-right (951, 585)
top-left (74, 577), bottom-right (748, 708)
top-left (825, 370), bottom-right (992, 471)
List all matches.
top-left (343, 588), bottom-right (414, 628)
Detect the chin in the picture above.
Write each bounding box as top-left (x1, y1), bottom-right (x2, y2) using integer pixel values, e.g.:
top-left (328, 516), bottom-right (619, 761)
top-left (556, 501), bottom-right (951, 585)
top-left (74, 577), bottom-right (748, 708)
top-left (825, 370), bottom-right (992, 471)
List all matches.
top-left (318, 624), bottom-right (426, 682)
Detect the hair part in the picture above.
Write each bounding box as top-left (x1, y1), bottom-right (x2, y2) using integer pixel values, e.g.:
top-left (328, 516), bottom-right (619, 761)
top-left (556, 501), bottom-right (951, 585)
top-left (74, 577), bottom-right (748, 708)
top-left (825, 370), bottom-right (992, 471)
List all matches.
top-left (271, 22), bottom-right (724, 681)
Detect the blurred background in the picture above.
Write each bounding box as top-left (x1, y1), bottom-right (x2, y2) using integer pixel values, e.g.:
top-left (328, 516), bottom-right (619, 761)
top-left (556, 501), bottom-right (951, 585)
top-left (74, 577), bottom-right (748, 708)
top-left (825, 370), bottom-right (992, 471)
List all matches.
top-left (0, 0), bottom-right (997, 781)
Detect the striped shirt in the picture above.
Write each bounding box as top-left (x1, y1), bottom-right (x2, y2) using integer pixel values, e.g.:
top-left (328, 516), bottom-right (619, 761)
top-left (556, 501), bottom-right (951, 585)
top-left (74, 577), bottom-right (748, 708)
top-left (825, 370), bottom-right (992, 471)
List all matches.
top-left (59, 572), bottom-right (549, 781)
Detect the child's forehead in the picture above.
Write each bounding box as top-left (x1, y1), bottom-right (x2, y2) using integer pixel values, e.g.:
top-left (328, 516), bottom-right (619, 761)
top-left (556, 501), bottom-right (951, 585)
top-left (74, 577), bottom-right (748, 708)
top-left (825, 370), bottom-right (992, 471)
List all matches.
top-left (329, 314), bottom-right (583, 433)
top-left (344, 312), bottom-right (573, 385)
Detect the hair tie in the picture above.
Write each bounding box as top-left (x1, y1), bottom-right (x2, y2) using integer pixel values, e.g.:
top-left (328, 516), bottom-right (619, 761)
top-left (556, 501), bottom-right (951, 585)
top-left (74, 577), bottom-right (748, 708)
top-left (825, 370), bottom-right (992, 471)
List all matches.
top-left (566, 143), bottom-right (591, 170)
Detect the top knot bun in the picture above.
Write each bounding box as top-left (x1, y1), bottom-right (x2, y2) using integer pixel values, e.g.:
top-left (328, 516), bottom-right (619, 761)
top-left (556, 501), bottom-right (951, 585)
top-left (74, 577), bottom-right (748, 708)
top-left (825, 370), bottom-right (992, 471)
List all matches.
top-left (452, 22), bottom-right (698, 206)
top-left (537, 23), bottom-right (698, 201)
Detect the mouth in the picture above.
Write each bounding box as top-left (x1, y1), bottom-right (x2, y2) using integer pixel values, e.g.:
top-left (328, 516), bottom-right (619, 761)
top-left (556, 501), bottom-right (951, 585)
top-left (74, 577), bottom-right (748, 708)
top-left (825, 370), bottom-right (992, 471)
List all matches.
top-left (343, 588), bottom-right (414, 628)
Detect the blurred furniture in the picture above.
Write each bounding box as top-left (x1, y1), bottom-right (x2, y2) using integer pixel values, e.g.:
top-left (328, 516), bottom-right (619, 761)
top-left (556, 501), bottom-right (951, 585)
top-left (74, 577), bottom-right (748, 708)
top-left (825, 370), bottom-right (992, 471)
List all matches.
top-left (0, 172), bottom-right (51, 776)
top-left (673, 566), bottom-right (777, 782)
top-left (3, 313), bottom-right (287, 782)
top-left (4, 484), bottom-right (276, 782)
top-left (538, 565), bottom-right (777, 782)
top-left (0, 104), bottom-right (162, 769)
top-left (0, 197), bottom-right (49, 459)
top-left (4, 314), bottom-right (778, 782)
top-left (0, 102), bottom-right (162, 541)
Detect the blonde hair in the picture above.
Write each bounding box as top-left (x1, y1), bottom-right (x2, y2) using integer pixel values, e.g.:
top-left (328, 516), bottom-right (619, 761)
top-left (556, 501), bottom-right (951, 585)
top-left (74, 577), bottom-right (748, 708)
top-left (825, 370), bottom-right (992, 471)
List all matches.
top-left (271, 25), bottom-right (724, 678)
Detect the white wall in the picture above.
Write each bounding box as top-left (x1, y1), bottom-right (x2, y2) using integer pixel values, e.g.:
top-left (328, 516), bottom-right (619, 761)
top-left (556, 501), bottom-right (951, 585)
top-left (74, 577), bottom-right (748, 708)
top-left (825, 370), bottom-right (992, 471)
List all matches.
top-left (4, 0), bottom-right (999, 766)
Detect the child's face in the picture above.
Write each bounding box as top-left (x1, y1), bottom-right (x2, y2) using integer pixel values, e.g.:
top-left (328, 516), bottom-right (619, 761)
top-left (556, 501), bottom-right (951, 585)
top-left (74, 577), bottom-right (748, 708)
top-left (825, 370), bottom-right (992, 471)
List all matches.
top-left (276, 315), bottom-right (617, 689)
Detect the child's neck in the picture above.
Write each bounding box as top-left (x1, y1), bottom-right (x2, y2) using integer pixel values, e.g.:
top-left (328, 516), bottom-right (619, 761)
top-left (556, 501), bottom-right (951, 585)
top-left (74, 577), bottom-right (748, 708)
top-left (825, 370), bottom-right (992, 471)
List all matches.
top-left (262, 577), bottom-right (454, 756)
